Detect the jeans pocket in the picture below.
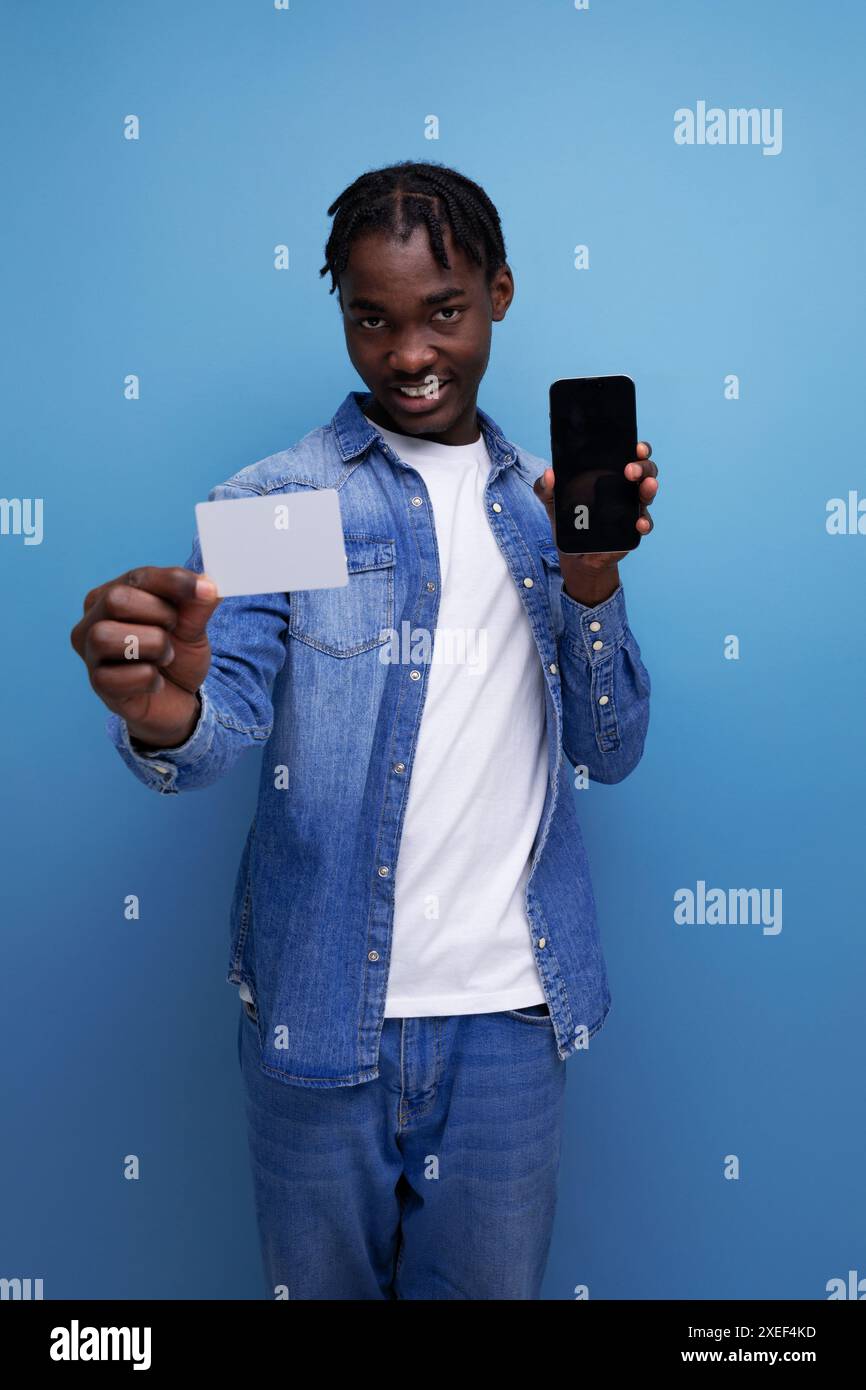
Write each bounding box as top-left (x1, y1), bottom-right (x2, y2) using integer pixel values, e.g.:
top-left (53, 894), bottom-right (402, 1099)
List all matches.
top-left (504, 1002), bottom-right (553, 1025)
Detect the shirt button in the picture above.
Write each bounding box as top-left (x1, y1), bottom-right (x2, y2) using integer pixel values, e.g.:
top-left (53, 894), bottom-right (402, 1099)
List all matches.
top-left (548, 663), bottom-right (558, 674)
top-left (598, 695), bottom-right (609, 706)
top-left (368, 950), bottom-right (380, 962)
top-left (589, 620), bottom-right (602, 632)
top-left (538, 937), bottom-right (546, 948)
top-left (492, 502), bottom-right (502, 513)
top-left (592, 640), bottom-right (603, 651)
top-left (409, 669), bottom-right (421, 680)
top-left (410, 496), bottom-right (423, 507)
top-left (393, 762), bottom-right (406, 774)
top-left (426, 581), bottom-right (435, 592)
top-left (153, 763), bottom-right (170, 774)
top-left (523, 577), bottom-right (534, 588)
top-left (377, 865), bottom-right (390, 877)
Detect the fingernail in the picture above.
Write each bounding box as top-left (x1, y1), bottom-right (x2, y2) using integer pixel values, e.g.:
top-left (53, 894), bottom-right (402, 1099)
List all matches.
top-left (196, 577), bottom-right (217, 599)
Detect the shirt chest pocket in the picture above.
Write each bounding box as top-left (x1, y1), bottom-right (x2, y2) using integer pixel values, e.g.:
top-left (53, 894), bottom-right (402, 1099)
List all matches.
top-left (288, 534), bottom-right (396, 656)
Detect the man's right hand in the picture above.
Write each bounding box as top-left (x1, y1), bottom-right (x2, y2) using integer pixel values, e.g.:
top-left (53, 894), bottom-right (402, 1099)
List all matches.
top-left (70, 567), bottom-right (222, 749)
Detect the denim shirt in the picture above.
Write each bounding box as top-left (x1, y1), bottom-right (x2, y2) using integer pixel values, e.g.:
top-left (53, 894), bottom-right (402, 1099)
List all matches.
top-left (106, 389), bottom-right (651, 1087)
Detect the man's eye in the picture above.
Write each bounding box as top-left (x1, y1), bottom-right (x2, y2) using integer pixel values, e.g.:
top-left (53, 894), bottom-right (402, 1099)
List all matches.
top-left (434, 307), bottom-right (463, 322)
top-left (358, 317), bottom-right (385, 329)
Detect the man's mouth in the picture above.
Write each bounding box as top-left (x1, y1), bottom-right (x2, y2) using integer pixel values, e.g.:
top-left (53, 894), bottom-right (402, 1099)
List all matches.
top-left (390, 378), bottom-right (452, 410)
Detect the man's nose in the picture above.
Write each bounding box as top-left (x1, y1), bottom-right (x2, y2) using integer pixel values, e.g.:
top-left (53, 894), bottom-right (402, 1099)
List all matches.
top-left (389, 338), bottom-right (438, 373)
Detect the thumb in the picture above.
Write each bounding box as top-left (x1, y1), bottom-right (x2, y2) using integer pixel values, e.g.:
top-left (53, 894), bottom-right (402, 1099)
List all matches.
top-left (173, 573), bottom-right (222, 643)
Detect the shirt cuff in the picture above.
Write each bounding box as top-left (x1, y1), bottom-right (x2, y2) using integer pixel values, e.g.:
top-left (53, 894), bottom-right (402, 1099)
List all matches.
top-left (106, 684), bottom-right (215, 789)
top-left (559, 581), bottom-right (629, 664)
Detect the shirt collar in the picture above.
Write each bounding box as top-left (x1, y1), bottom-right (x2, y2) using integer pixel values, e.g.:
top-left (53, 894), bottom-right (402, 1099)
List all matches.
top-left (331, 390), bottom-right (518, 473)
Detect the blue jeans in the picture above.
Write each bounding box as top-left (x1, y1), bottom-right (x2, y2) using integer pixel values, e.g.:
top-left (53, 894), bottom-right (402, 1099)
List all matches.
top-left (237, 999), bottom-right (567, 1299)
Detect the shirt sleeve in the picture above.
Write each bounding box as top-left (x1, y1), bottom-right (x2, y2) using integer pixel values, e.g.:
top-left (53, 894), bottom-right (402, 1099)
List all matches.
top-left (105, 481), bottom-right (291, 795)
top-left (555, 579), bottom-right (651, 784)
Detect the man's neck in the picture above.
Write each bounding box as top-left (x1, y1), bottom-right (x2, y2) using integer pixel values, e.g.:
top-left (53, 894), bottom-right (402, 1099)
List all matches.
top-left (363, 392), bottom-right (481, 446)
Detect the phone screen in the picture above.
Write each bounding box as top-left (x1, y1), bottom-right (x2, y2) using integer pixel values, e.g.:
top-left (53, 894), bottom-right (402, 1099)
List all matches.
top-left (549, 375), bottom-right (640, 554)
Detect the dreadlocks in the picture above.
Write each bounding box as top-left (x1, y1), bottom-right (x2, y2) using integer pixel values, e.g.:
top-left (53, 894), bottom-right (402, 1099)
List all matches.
top-left (319, 160), bottom-right (507, 299)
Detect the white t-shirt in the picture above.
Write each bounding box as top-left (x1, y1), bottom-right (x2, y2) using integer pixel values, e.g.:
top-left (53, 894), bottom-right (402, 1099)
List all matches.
top-left (367, 414), bottom-right (548, 1018)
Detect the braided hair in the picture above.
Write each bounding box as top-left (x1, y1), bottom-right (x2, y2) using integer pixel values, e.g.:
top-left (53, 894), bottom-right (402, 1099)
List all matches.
top-left (319, 160), bottom-right (507, 300)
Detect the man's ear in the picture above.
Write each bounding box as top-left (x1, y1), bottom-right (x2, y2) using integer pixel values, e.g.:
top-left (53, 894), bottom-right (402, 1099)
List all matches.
top-left (490, 262), bottom-right (514, 321)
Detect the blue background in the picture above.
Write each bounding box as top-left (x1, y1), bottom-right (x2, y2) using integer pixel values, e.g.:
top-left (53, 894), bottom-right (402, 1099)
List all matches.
top-left (2, 0), bottom-right (864, 1299)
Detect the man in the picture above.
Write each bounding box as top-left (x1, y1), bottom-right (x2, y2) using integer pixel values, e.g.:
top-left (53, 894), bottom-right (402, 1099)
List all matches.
top-left (70, 160), bottom-right (657, 1299)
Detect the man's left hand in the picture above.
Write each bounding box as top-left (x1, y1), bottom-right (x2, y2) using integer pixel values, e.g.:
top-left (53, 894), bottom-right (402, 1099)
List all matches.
top-left (532, 442), bottom-right (659, 605)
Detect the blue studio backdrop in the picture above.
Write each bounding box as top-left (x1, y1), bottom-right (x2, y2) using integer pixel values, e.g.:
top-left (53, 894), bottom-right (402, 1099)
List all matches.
top-left (2, 0), bottom-right (864, 1299)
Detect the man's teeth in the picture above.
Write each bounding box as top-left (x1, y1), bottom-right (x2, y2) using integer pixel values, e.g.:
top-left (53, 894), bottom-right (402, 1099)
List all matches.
top-left (398, 382), bottom-right (443, 397)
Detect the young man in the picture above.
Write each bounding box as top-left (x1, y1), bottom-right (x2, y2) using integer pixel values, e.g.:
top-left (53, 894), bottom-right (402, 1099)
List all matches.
top-left (70, 161), bottom-right (657, 1300)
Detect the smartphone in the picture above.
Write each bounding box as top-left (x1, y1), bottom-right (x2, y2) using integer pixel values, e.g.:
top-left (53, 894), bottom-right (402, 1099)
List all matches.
top-left (549, 375), bottom-right (640, 554)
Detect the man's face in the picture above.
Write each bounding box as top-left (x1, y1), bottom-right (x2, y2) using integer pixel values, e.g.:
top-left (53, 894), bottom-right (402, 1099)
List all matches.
top-left (338, 222), bottom-right (514, 445)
